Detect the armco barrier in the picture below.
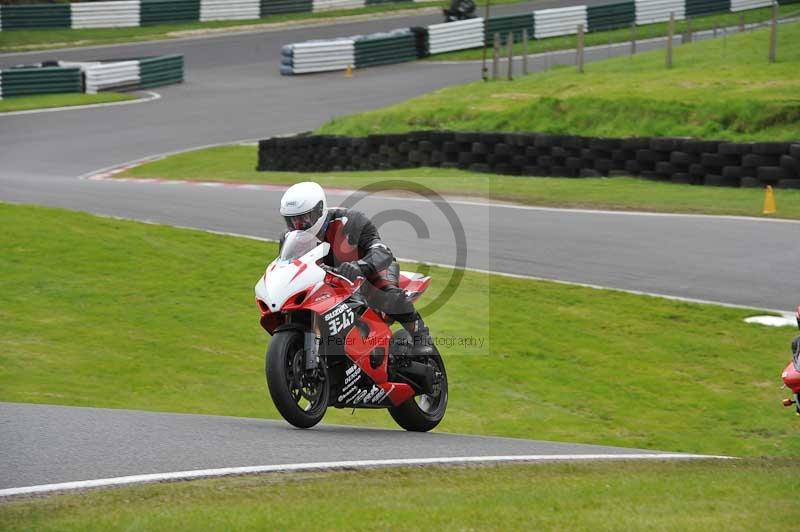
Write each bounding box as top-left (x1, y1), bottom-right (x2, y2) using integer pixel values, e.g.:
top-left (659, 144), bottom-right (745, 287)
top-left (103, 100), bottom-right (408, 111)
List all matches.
top-left (534, 6), bottom-right (588, 39)
top-left (0, 55), bottom-right (183, 100)
top-left (355, 30), bottom-right (418, 68)
top-left (0, 4), bottom-right (71, 29)
top-left (484, 13), bottom-right (534, 45)
top-left (281, 39), bottom-right (355, 75)
top-left (427, 18), bottom-right (485, 54)
top-left (731, 0), bottom-right (773, 11)
top-left (685, 0), bottom-right (731, 17)
top-left (635, 0), bottom-right (686, 24)
top-left (71, 1), bottom-right (140, 29)
top-left (257, 132), bottom-right (800, 189)
top-left (200, 0), bottom-right (260, 22)
top-left (587, 2), bottom-right (636, 31)
top-left (0, 0), bottom-right (789, 31)
top-left (138, 54), bottom-right (184, 88)
top-left (83, 60), bottom-right (140, 93)
top-left (0, 66), bottom-right (82, 98)
top-left (261, 0), bottom-right (314, 15)
top-left (141, 0), bottom-right (200, 25)
top-left (0, 0), bottom-right (411, 30)
top-left (312, 0), bottom-right (366, 11)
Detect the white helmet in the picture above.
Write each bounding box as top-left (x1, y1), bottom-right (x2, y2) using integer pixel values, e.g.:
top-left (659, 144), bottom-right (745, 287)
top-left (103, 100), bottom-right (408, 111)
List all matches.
top-left (280, 181), bottom-right (328, 236)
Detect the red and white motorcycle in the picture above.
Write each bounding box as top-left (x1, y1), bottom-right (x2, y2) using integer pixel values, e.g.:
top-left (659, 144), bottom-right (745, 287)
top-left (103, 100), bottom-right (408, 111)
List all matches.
top-left (781, 306), bottom-right (800, 415)
top-left (255, 230), bottom-right (448, 431)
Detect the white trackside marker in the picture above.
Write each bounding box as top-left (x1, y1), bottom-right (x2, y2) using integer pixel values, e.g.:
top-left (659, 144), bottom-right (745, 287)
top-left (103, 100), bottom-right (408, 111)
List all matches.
top-left (0, 453), bottom-right (732, 498)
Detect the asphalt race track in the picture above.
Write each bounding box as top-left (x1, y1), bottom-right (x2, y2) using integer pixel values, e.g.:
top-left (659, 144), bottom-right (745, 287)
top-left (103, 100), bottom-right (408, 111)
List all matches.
top-left (0, 1), bottom-right (796, 495)
top-left (0, 402), bottom-right (720, 494)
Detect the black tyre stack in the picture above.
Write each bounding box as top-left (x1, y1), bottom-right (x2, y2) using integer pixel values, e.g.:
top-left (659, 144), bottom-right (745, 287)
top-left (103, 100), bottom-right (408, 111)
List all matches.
top-left (257, 132), bottom-right (800, 188)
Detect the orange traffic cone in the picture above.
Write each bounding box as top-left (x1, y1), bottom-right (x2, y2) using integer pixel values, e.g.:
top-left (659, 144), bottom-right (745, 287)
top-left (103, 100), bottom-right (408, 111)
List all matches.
top-left (763, 185), bottom-right (777, 215)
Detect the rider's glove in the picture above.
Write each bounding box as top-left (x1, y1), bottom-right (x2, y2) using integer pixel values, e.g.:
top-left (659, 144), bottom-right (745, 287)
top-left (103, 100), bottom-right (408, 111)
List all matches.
top-left (337, 261), bottom-right (363, 282)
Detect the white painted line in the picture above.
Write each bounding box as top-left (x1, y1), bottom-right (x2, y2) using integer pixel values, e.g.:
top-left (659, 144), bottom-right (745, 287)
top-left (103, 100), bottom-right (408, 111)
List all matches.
top-left (83, 170), bottom-right (800, 226)
top-left (84, 211), bottom-right (793, 315)
top-left (0, 91), bottom-right (161, 117)
top-left (0, 453), bottom-right (731, 498)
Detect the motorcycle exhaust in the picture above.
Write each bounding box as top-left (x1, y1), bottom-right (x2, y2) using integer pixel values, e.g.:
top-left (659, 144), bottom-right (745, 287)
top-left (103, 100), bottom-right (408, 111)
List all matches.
top-left (394, 361), bottom-right (437, 396)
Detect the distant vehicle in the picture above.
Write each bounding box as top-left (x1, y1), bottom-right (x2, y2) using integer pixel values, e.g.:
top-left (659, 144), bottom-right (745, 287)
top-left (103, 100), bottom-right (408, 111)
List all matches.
top-left (443, 0), bottom-right (476, 22)
top-left (780, 305), bottom-right (800, 415)
top-left (255, 230), bottom-right (448, 431)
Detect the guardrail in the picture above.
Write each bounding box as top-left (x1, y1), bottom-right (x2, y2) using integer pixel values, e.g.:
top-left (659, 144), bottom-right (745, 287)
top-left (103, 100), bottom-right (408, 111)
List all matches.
top-left (485, 13), bottom-right (534, 45)
top-left (281, 39), bottom-right (355, 75)
top-left (587, 2), bottom-right (636, 32)
top-left (0, 66), bottom-right (82, 97)
top-left (71, 1), bottom-right (140, 29)
top-left (635, 0), bottom-right (685, 24)
top-left (0, 0), bottom-right (412, 30)
top-left (427, 17), bottom-right (485, 54)
top-left (258, 132), bottom-right (800, 189)
top-left (279, 0), bottom-right (795, 74)
top-left (355, 29), bottom-right (418, 68)
top-left (0, 54), bottom-right (183, 100)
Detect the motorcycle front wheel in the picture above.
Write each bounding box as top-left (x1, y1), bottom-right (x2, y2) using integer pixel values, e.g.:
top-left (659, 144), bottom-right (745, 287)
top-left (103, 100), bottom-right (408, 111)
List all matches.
top-left (266, 330), bottom-right (329, 429)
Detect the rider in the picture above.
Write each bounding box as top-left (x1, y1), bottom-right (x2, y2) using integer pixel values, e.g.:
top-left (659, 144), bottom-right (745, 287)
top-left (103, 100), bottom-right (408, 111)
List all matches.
top-left (278, 181), bottom-right (434, 357)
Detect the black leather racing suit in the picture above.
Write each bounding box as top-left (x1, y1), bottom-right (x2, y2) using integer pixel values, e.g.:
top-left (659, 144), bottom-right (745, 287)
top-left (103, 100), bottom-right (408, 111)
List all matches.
top-left (281, 207), bottom-right (416, 320)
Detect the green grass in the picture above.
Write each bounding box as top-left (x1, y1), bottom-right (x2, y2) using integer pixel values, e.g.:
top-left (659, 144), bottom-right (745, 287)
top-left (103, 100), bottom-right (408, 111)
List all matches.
top-left (0, 92), bottom-right (136, 113)
top-left (319, 22), bottom-right (800, 141)
top-left (1, 202), bottom-right (797, 458)
top-left (120, 144), bottom-right (800, 219)
top-left (0, 2), bottom-right (442, 52)
top-left (2, 460), bottom-right (799, 530)
top-left (435, 6), bottom-right (797, 61)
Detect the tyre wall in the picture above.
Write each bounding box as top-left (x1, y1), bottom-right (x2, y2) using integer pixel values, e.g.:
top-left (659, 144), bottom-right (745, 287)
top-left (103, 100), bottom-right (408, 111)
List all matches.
top-left (258, 132), bottom-right (800, 188)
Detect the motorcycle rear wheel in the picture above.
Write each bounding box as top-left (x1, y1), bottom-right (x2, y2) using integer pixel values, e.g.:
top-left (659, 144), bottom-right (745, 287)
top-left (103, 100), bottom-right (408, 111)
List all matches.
top-left (266, 330), bottom-right (329, 429)
top-left (388, 341), bottom-right (448, 432)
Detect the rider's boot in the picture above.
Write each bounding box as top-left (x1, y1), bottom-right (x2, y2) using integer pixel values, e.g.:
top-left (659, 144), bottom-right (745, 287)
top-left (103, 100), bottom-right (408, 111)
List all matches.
top-left (401, 314), bottom-right (435, 358)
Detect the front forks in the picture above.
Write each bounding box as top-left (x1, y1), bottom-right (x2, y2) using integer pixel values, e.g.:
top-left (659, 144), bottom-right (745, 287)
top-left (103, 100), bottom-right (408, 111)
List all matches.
top-left (303, 314), bottom-right (322, 371)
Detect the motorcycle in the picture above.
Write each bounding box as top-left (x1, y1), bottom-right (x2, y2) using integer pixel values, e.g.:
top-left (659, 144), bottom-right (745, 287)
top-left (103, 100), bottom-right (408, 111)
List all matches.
top-left (255, 230), bottom-right (448, 431)
top-left (780, 305), bottom-right (800, 415)
top-left (443, 0), bottom-right (476, 22)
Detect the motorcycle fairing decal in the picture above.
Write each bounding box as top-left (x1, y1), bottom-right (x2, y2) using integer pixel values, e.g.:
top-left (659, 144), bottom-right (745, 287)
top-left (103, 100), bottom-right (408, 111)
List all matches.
top-left (336, 364), bottom-right (387, 406)
top-left (343, 309), bottom-right (415, 406)
top-left (323, 303), bottom-right (355, 337)
top-left (335, 363), bottom-right (398, 407)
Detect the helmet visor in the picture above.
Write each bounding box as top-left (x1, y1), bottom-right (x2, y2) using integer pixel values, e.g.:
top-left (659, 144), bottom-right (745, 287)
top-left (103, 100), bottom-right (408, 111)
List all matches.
top-left (283, 200), bottom-right (324, 231)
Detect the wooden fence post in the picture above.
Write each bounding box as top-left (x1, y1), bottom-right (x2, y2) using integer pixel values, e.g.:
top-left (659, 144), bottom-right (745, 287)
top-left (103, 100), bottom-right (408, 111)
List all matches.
top-left (492, 33), bottom-right (500, 80)
top-left (522, 29), bottom-right (529, 76)
top-left (666, 12), bottom-right (674, 69)
top-left (769, 2), bottom-right (778, 63)
top-left (507, 32), bottom-right (514, 80)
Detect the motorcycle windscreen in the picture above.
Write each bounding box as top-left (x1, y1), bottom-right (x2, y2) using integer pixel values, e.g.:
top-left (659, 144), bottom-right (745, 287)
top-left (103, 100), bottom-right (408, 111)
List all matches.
top-left (279, 230), bottom-right (322, 262)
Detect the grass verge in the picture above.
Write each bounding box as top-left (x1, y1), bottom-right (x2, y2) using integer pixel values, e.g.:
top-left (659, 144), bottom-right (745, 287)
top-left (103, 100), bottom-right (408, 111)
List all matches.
top-left (1, 202), bottom-right (797, 458)
top-left (319, 22), bottom-right (800, 141)
top-left (119, 145), bottom-right (800, 219)
top-left (0, 92), bottom-right (136, 113)
top-left (1, 460), bottom-right (798, 530)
